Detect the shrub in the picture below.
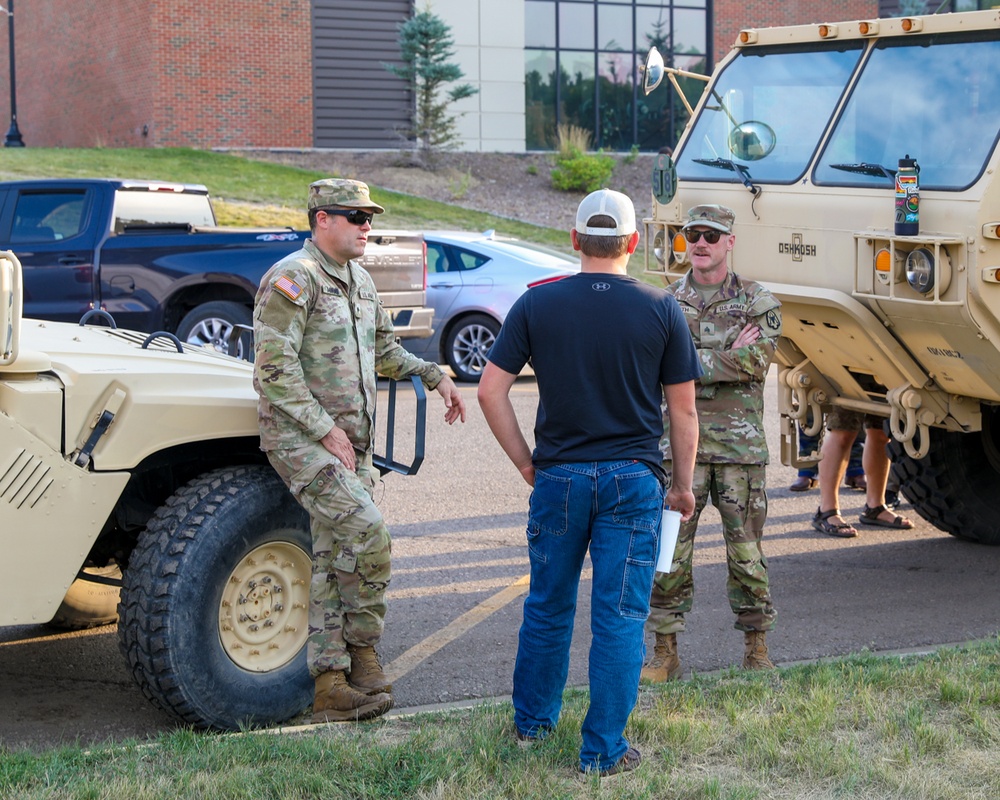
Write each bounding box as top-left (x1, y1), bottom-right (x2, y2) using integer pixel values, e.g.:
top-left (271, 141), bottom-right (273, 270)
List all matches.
top-left (551, 148), bottom-right (615, 193)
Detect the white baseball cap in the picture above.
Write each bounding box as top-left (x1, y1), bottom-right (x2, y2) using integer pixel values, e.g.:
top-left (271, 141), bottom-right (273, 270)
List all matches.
top-left (575, 189), bottom-right (636, 237)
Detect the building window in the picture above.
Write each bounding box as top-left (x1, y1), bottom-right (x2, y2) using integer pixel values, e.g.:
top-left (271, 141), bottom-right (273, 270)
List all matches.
top-left (524, 0), bottom-right (708, 151)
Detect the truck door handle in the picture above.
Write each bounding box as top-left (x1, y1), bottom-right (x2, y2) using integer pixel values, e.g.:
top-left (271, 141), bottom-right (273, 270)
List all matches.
top-left (58, 256), bottom-right (89, 266)
top-left (430, 282), bottom-right (457, 289)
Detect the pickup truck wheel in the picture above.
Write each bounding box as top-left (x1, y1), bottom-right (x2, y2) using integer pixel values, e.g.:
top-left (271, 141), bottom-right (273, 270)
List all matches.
top-left (444, 314), bottom-right (500, 383)
top-left (47, 565), bottom-right (121, 630)
top-left (177, 301), bottom-right (252, 358)
top-left (118, 465), bottom-right (312, 730)
top-left (888, 423), bottom-right (1000, 545)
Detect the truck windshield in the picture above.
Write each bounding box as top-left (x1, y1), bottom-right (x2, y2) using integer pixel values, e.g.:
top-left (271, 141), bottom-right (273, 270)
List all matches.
top-left (675, 42), bottom-right (863, 184)
top-left (815, 31), bottom-right (1000, 191)
top-left (112, 190), bottom-right (216, 231)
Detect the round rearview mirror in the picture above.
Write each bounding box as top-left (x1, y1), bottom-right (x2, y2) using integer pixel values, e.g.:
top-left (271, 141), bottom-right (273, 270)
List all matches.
top-left (727, 121), bottom-right (776, 161)
top-left (641, 47), bottom-right (664, 96)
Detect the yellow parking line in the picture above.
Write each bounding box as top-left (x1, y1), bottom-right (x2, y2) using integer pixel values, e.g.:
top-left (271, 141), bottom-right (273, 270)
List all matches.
top-left (383, 573), bottom-right (531, 683)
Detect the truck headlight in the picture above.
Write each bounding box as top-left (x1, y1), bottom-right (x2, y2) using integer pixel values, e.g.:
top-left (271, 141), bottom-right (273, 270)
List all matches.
top-left (905, 248), bottom-right (935, 293)
top-left (652, 228), bottom-right (667, 266)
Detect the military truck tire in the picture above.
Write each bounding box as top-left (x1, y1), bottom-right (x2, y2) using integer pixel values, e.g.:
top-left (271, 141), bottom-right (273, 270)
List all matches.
top-left (177, 301), bottom-right (252, 358)
top-left (888, 425), bottom-right (1000, 545)
top-left (118, 465), bottom-right (313, 730)
top-left (444, 314), bottom-right (500, 383)
top-left (47, 565), bottom-right (122, 630)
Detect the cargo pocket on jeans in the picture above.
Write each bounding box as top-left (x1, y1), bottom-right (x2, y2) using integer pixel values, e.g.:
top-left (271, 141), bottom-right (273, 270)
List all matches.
top-left (620, 528), bottom-right (658, 620)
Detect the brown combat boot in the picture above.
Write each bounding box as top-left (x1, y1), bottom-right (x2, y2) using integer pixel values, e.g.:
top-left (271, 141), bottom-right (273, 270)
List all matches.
top-left (348, 645), bottom-right (393, 695)
top-left (640, 633), bottom-right (682, 683)
top-left (742, 630), bottom-right (775, 671)
top-left (312, 669), bottom-right (393, 723)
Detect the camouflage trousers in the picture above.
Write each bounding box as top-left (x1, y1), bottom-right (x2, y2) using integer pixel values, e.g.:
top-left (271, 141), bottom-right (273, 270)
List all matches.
top-left (648, 462), bottom-right (775, 635)
top-left (266, 443), bottom-right (390, 677)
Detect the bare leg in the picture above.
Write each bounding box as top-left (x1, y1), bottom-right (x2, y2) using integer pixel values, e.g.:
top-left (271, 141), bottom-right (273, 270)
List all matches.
top-left (818, 428), bottom-right (856, 526)
top-left (862, 428), bottom-right (912, 525)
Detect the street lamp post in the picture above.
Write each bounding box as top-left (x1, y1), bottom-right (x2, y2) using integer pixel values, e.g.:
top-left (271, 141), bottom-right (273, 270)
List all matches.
top-left (2, 0), bottom-right (24, 147)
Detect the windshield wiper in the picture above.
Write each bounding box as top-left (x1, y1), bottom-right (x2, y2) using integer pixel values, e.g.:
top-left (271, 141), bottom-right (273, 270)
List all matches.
top-left (830, 162), bottom-right (897, 179)
top-left (693, 158), bottom-right (761, 196)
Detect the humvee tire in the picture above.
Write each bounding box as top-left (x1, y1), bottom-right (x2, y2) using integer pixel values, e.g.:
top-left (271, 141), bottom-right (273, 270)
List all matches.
top-left (118, 465), bottom-right (313, 730)
top-left (889, 420), bottom-right (1000, 546)
top-left (48, 565), bottom-right (122, 630)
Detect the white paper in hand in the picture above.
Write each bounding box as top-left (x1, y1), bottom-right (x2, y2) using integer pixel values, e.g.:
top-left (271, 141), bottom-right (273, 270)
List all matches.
top-left (655, 509), bottom-right (682, 573)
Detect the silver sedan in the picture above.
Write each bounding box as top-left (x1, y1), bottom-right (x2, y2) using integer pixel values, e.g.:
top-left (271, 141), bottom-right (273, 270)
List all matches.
top-left (401, 231), bottom-right (579, 382)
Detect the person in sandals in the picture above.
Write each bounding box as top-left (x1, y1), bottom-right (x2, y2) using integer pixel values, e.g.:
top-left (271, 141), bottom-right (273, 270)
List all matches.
top-left (812, 411), bottom-right (914, 537)
top-left (642, 204), bottom-right (780, 683)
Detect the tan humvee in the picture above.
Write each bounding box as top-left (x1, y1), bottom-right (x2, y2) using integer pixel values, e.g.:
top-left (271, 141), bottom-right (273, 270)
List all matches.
top-left (642, 9), bottom-right (1000, 544)
top-left (1, 250), bottom-right (313, 729)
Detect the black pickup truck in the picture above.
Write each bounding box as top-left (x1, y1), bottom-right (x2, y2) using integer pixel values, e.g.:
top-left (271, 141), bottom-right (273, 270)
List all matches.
top-left (0, 178), bottom-right (432, 352)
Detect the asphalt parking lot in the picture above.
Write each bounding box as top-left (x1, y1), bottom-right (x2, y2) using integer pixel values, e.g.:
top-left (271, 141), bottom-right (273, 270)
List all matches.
top-left (1, 370), bottom-right (998, 751)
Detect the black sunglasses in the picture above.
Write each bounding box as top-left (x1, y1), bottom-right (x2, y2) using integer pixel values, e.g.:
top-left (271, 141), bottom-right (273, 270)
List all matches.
top-left (320, 208), bottom-right (374, 226)
top-left (683, 228), bottom-right (724, 244)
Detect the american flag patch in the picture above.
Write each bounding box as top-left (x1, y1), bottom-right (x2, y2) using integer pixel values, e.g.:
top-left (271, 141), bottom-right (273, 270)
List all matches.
top-left (273, 275), bottom-right (303, 301)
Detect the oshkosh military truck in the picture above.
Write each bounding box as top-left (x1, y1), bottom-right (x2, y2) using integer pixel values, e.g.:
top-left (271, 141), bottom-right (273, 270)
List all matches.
top-left (642, 8), bottom-right (1000, 544)
top-left (0, 250), bottom-right (423, 730)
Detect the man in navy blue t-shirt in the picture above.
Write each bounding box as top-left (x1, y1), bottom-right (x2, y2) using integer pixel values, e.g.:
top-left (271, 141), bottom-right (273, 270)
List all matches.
top-left (478, 188), bottom-right (701, 779)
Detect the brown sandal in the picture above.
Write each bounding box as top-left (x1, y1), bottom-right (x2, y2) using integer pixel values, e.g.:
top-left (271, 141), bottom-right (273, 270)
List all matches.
top-left (812, 508), bottom-right (858, 538)
top-left (859, 504), bottom-right (914, 529)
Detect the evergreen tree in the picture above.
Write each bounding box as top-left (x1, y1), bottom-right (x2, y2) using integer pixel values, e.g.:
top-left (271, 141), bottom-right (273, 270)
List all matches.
top-left (385, 8), bottom-right (478, 166)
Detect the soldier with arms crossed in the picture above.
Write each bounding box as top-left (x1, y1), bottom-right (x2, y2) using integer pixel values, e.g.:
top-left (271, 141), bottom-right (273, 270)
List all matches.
top-left (642, 204), bottom-right (781, 682)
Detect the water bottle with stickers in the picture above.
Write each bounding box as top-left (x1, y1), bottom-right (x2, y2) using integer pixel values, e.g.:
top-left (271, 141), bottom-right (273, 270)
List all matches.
top-left (895, 155), bottom-right (919, 236)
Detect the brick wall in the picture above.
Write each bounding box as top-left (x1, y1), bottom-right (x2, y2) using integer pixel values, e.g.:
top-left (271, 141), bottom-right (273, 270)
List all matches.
top-left (713, 1), bottom-right (881, 66)
top-left (0, 0), bottom-right (312, 148)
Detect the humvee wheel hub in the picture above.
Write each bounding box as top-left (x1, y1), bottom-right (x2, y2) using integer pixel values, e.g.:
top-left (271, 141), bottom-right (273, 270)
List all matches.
top-left (218, 539), bottom-right (310, 672)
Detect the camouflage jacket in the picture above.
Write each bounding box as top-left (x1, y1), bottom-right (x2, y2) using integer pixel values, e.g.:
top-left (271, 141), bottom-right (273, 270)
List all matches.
top-left (253, 239), bottom-right (444, 453)
top-left (661, 270), bottom-right (781, 465)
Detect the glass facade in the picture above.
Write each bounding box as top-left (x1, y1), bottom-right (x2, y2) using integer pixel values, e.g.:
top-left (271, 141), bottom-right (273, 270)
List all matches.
top-left (525, 0), bottom-right (708, 151)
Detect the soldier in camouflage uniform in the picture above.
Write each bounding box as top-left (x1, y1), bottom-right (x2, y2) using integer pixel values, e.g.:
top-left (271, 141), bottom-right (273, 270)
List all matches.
top-left (253, 178), bottom-right (466, 723)
top-left (642, 204), bottom-right (781, 682)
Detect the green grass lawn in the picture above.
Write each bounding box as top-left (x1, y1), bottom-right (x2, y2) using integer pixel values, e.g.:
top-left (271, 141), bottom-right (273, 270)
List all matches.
top-left (2, 640), bottom-right (998, 799)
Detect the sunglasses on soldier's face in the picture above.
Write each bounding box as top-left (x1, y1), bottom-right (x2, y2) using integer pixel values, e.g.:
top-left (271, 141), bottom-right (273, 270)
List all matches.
top-left (683, 228), bottom-right (724, 244)
top-left (320, 208), bottom-right (374, 226)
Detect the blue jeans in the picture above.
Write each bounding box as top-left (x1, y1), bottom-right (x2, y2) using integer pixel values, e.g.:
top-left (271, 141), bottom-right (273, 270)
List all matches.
top-left (512, 460), bottom-right (664, 772)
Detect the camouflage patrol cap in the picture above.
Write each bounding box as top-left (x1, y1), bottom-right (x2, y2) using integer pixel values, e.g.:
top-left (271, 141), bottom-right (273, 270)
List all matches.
top-left (681, 204), bottom-right (735, 233)
top-left (308, 179), bottom-right (385, 213)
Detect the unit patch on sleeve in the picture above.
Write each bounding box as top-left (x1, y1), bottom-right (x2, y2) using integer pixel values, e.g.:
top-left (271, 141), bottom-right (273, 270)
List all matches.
top-left (273, 275), bottom-right (303, 302)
